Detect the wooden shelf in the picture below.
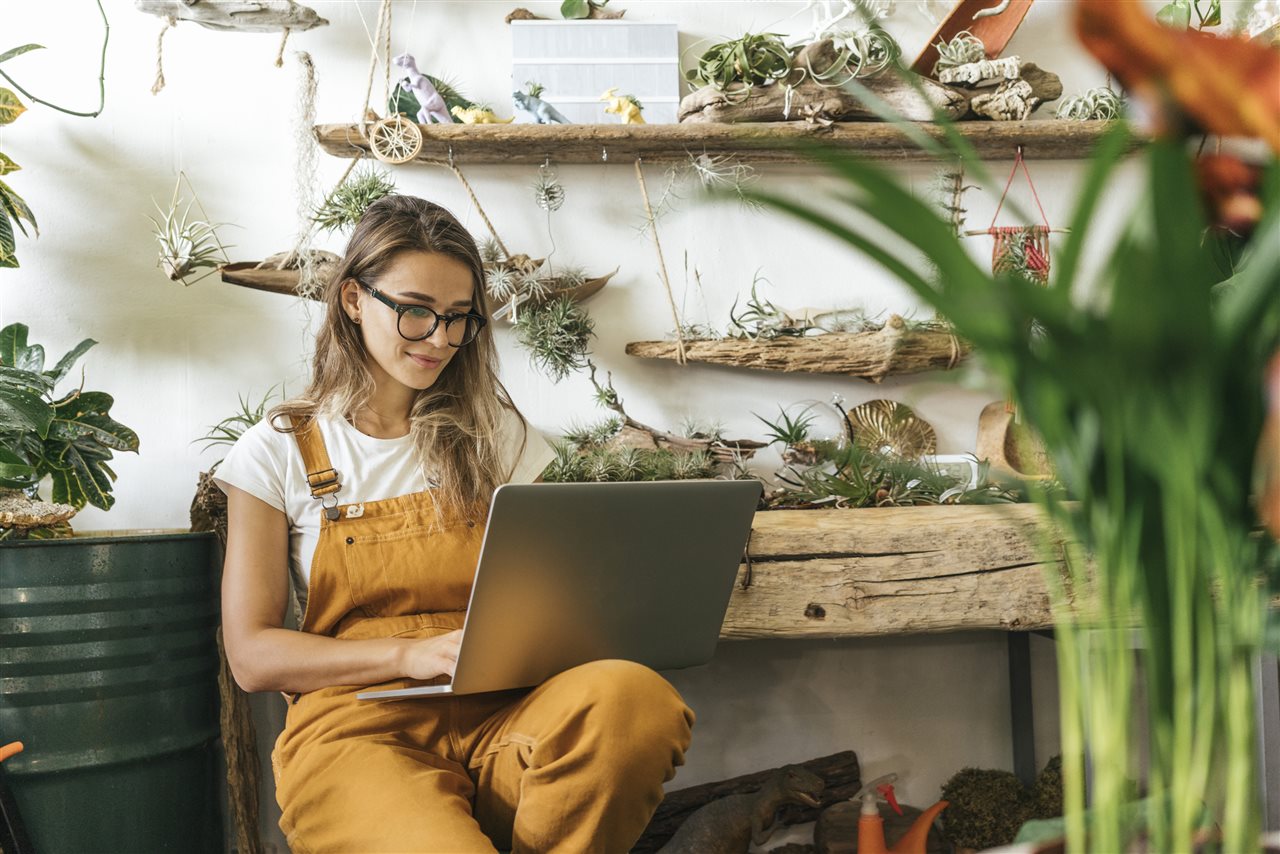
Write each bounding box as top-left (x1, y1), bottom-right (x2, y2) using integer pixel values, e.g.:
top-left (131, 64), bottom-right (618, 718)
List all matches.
top-left (626, 319), bottom-right (970, 383)
top-left (721, 504), bottom-right (1061, 640)
top-left (314, 119), bottom-right (1131, 165)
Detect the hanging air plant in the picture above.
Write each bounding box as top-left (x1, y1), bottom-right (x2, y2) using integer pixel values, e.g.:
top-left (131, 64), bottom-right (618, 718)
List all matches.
top-left (311, 165), bottom-right (395, 233)
top-left (532, 163), bottom-right (565, 212)
top-left (148, 173), bottom-right (231, 286)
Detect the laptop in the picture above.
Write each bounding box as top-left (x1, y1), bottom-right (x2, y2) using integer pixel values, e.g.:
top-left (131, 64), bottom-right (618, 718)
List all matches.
top-left (356, 479), bottom-right (762, 699)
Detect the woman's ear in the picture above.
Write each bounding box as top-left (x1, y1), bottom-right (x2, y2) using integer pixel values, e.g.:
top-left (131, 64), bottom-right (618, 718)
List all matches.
top-left (339, 278), bottom-right (362, 324)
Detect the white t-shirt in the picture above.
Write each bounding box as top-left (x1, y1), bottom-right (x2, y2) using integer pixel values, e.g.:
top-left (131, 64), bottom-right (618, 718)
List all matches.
top-left (212, 409), bottom-right (556, 613)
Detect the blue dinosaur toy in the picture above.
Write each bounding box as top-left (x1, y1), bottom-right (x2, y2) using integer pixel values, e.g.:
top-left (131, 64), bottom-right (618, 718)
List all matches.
top-left (512, 89), bottom-right (572, 124)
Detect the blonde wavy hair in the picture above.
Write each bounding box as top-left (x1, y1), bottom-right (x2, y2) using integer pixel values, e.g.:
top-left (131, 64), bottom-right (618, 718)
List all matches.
top-left (269, 195), bottom-right (527, 522)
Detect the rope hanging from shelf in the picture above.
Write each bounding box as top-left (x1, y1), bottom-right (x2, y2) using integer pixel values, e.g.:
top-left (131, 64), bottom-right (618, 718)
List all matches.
top-left (634, 157), bottom-right (688, 365)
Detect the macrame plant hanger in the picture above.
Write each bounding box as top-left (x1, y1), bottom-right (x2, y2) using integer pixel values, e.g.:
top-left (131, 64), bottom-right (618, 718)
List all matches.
top-left (965, 146), bottom-right (1068, 416)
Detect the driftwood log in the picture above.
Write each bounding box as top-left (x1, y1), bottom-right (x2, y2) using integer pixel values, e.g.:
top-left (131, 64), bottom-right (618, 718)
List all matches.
top-left (722, 504), bottom-right (1064, 639)
top-left (191, 470), bottom-right (264, 854)
top-left (633, 751), bottom-right (862, 853)
top-left (625, 318), bottom-right (970, 383)
top-left (313, 120), bottom-right (1138, 164)
top-left (134, 0), bottom-right (328, 32)
top-left (679, 71), bottom-right (967, 124)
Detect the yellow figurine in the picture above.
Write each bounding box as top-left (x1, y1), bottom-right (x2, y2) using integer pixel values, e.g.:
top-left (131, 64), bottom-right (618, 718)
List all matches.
top-left (600, 88), bottom-right (645, 124)
top-left (450, 105), bottom-right (514, 124)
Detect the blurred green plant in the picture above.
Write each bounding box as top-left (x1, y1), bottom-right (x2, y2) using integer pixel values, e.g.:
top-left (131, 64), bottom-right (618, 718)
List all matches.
top-left (0, 323), bottom-right (139, 524)
top-left (746, 103), bottom-right (1280, 854)
top-left (194, 386), bottom-right (280, 455)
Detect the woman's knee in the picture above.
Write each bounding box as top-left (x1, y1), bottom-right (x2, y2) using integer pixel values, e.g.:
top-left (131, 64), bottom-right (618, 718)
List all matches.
top-left (563, 659), bottom-right (695, 743)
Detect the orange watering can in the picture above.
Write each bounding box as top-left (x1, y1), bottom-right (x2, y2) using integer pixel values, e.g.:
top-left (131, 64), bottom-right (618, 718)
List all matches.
top-left (852, 773), bottom-right (949, 854)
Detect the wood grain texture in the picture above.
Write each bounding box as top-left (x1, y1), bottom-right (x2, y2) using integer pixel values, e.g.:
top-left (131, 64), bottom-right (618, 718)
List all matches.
top-left (314, 119), bottom-right (1136, 165)
top-left (722, 504), bottom-right (1064, 639)
top-left (625, 319), bottom-right (971, 383)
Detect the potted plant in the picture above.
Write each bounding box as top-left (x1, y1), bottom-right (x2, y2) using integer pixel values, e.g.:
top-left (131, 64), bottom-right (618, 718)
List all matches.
top-left (745, 1), bottom-right (1280, 849)
top-left (0, 323), bottom-right (223, 853)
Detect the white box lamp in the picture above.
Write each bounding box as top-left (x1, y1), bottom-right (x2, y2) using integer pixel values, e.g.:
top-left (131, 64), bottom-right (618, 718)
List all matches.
top-left (510, 20), bottom-right (681, 124)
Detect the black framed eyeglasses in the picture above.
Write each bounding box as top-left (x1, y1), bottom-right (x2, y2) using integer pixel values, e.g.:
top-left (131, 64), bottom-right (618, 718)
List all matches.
top-left (356, 280), bottom-right (487, 347)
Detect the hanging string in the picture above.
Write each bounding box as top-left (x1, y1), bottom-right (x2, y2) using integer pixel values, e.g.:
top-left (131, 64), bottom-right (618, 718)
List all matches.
top-left (151, 16), bottom-right (175, 96)
top-left (274, 27), bottom-right (291, 68)
top-left (357, 0), bottom-right (393, 131)
top-left (634, 157), bottom-right (687, 365)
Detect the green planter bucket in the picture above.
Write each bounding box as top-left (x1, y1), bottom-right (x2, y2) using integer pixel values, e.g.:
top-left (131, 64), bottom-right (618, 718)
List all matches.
top-left (0, 531), bottom-right (222, 853)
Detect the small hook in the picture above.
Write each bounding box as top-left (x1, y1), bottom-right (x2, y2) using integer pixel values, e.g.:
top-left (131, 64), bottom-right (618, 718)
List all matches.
top-left (602, 146), bottom-right (608, 162)
top-left (447, 145), bottom-right (455, 167)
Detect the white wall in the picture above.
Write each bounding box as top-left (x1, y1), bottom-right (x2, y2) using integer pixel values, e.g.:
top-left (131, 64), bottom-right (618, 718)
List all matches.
top-left (2, 0), bottom-right (1182, 849)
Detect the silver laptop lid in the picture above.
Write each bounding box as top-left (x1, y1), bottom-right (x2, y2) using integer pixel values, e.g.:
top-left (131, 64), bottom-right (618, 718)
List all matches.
top-left (444, 479), bottom-right (761, 696)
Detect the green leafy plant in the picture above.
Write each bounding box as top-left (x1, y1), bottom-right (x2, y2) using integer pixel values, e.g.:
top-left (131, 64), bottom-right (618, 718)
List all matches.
top-left (0, 2), bottom-right (109, 269)
top-left (148, 176), bottom-right (231, 286)
top-left (544, 441), bottom-right (718, 483)
top-left (746, 97), bottom-right (1280, 854)
top-left (1156, 0), bottom-right (1221, 30)
top-left (0, 323), bottom-right (139, 527)
top-left (311, 166), bottom-right (396, 233)
top-left (561, 0), bottom-right (611, 19)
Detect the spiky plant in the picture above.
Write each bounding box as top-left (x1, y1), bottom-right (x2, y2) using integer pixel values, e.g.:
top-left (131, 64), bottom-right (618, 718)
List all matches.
top-left (931, 30), bottom-right (985, 75)
top-left (195, 386), bottom-right (280, 454)
top-left (485, 265), bottom-right (521, 303)
top-left (1056, 85), bottom-right (1124, 121)
top-left (755, 406), bottom-right (817, 446)
top-left (311, 166), bottom-right (396, 233)
top-left (479, 236), bottom-right (504, 265)
top-left (149, 198), bottom-right (230, 286)
top-left (728, 274), bottom-right (815, 339)
top-left (514, 295), bottom-right (594, 382)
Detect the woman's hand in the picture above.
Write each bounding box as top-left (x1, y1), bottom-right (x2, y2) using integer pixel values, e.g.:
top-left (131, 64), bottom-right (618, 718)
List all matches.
top-left (399, 630), bottom-right (463, 682)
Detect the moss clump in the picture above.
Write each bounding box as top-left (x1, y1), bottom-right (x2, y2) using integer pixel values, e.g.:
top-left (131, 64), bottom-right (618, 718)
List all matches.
top-left (940, 767), bottom-right (1033, 851)
top-left (1030, 755), bottom-right (1063, 820)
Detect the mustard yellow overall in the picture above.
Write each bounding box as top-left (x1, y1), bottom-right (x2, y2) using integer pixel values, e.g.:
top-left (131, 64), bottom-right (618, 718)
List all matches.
top-left (270, 419), bottom-right (696, 853)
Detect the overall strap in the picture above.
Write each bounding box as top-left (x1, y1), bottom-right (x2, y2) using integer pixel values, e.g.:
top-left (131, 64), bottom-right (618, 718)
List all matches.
top-left (292, 415), bottom-right (343, 519)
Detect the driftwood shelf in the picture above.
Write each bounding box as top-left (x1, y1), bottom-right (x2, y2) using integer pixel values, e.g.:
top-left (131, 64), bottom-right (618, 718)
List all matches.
top-left (625, 319), bottom-right (970, 383)
top-left (722, 504), bottom-right (1061, 639)
top-left (314, 119), bottom-right (1131, 165)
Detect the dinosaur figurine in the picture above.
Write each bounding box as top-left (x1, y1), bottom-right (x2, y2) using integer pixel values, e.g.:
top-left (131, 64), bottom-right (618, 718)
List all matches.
top-left (512, 89), bottom-right (572, 124)
top-left (656, 765), bottom-right (825, 854)
top-left (600, 87), bottom-right (645, 124)
top-left (450, 105), bottom-right (514, 124)
top-left (391, 53), bottom-right (453, 124)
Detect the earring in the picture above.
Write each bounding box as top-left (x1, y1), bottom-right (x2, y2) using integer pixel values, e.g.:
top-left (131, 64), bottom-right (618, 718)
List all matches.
top-left (353, 315), bottom-right (361, 325)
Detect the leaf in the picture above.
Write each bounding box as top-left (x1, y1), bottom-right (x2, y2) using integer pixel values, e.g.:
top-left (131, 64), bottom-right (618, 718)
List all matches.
top-left (0, 444), bottom-right (36, 489)
top-left (560, 0), bottom-right (589, 17)
top-left (49, 390), bottom-right (139, 453)
top-left (0, 386), bottom-right (53, 437)
top-left (0, 208), bottom-right (15, 268)
top-left (0, 152), bottom-right (19, 176)
top-left (44, 338), bottom-right (96, 384)
top-left (0, 365), bottom-right (53, 395)
top-left (1198, 0), bottom-right (1221, 27)
top-left (0, 178), bottom-right (38, 236)
top-left (0, 44), bottom-right (44, 65)
top-left (0, 88), bottom-right (25, 125)
top-left (1156, 0), bottom-right (1192, 29)
top-left (0, 324), bottom-right (43, 372)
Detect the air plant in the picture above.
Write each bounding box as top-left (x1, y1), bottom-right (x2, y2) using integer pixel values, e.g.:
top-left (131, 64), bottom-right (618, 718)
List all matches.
top-left (755, 406), bottom-right (817, 447)
top-left (311, 165), bottom-right (395, 233)
top-left (1056, 85), bottom-right (1124, 121)
top-left (148, 175), bottom-right (232, 286)
top-left (514, 295), bottom-right (594, 382)
top-left (802, 27), bottom-right (902, 84)
top-left (562, 416), bottom-right (623, 448)
top-left (931, 30), bottom-right (985, 76)
top-left (685, 32), bottom-right (793, 96)
top-left (727, 274), bottom-right (816, 339)
top-left (194, 385), bottom-right (281, 453)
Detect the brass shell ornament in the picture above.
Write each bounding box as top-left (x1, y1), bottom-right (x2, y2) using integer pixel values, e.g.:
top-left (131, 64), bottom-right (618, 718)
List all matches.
top-left (846, 399), bottom-right (937, 458)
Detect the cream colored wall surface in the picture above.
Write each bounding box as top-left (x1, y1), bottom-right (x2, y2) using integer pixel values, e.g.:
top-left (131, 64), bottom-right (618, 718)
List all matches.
top-left (2, 0), bottom-right (1180, 850)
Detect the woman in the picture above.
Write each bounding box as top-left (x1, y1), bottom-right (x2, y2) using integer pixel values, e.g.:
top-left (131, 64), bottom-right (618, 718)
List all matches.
top-left (215, 195), bottom-right (695, 853)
